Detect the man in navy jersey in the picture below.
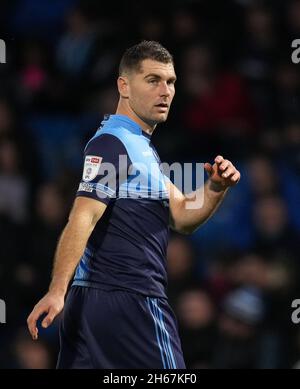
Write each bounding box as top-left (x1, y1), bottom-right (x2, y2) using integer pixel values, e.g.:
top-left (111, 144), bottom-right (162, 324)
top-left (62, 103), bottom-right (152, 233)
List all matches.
top-left (27, 41), bottom-right (240, 369)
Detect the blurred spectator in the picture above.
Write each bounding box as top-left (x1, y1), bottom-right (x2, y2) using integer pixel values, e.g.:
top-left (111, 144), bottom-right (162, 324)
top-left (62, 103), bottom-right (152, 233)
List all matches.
top-left (20, 42), bottom-right (48, 92)
top-left (56, 6), bottom-right (97, 78)
top-left (0, 138), bottom-right (28, 223)
top-left (252, 194), bottom-right (299, 258)
top-left (181, 44), bottom-right (258, 158)
top-left (236, 3), bottom-right (284, 129)
top-left (227, 252), bottom-right (295, 293)
top-left (281, 121), bottom-right (300, 173)
top-left (5, 182), bottom-right (67, 325)
top-left (171, 8), bottom-right (200, 53)
top-left (212, 286), bottom-right (266, 368)
top-left (286, 0), bottom-right (300, 36)
top-left (177, 288), bottom-right (217, 368)
top-left (272, 62), bottom-right (300, 126)
top-left (4, 328), bottom-right (53, 369)
top-left (27, 182), bottom-right (67, 294)
top-left (167, 234), bottom-right (199, 307)
top-left (0, 99), bottom-right (14, 136)
top-left (137, 15), bottom-right (165, 42)
top-left (227, 253), bottom-right (269, 289)
top-left (238, 3), bottom-right (278, 82)
top-left (246, 155), bottom-right (279, 197)
top-left (8, 0), bottom-right (77, 41)
top-left (86, 85), bottom-right (118, 116)
top-left (16, 40), bottom-right (50, 108)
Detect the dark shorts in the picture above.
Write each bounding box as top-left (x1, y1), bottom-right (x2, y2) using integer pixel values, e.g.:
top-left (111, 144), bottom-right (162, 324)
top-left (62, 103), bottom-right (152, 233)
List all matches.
top-left (57, 286), bottom-right (186, 369)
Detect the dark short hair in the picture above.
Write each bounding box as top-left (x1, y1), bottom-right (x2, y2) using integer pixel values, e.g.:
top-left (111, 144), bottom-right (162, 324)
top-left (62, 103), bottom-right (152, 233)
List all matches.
top-left (119, 41), bottom-right (174, 75)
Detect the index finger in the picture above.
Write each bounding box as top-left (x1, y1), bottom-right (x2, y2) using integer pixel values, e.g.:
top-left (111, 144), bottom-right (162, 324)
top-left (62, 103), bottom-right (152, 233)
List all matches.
top-left (215, 155), bottom-right (224, 164)
top-left (27, 306), bottom-right (48, 340)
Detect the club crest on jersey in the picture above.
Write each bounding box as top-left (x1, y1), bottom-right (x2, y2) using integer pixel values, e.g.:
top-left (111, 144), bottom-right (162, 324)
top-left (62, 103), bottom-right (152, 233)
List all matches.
top-left (83, 155), bottom-right (102, 182)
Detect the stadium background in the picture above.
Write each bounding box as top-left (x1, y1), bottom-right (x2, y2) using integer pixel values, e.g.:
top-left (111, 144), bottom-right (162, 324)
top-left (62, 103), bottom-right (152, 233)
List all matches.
top-left (0, 0), bottom-right (300, 368)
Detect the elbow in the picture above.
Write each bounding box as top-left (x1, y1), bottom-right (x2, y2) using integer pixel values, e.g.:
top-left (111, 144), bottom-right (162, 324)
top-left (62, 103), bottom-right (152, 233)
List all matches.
top-left (172, 222), bottom-right (196, 235)
top-left (181, 226), bottom-right (197, 235)
top-left (179, 228), bottom-right (194, 235)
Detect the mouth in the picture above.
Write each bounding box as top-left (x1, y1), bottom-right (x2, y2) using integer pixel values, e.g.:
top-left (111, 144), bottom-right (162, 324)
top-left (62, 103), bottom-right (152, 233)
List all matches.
top-left (155, 103), bottom-right (169, 112)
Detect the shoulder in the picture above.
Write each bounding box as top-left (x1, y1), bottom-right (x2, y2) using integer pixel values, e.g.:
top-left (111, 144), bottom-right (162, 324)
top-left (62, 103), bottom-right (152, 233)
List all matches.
top-left (85, 132), bottom-right (128, 156)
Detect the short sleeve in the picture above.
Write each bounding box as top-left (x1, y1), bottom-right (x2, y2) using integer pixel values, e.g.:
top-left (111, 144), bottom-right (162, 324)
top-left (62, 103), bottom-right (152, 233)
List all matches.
top-left (76, 134), bottom-right (130, 204)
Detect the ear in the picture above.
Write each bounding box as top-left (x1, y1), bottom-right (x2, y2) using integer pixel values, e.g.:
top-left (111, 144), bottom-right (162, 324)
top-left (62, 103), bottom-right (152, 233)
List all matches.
top-left (117, 76), bottom-right (130, 98)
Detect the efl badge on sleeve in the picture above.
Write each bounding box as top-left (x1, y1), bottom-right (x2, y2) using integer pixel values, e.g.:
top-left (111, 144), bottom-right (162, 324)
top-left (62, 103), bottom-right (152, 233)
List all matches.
top-left (82, 155), bottom-right (102, 182)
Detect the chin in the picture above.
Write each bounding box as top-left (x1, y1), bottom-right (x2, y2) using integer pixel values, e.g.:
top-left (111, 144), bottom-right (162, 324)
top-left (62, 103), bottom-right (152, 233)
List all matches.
top-left (155, 113), bottom-right (168, 123)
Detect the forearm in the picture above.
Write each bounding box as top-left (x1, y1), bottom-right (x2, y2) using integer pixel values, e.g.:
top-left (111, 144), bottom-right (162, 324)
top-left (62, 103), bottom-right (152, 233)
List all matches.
top-left (27, 197), bottom-right (106, 339)
top-left (176, 180), bottom-right (228, 234)
top-left (49, 217), bottom-right (95, 296)
top-left (169, 155), bottom-right (240, 235)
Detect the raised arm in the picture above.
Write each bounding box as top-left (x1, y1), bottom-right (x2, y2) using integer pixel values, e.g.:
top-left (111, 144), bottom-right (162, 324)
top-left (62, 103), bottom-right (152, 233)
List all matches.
top-left (27, 196), bottom-right (107, 340)
top-left (166, 155), bottom-right (240, 234)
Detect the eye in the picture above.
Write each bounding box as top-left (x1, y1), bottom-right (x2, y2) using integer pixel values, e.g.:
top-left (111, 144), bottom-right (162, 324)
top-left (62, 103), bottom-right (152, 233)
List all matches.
top-left (167, 79), bottom-right (176, 85)
top-left (149, 79), bottom-right (159, 84)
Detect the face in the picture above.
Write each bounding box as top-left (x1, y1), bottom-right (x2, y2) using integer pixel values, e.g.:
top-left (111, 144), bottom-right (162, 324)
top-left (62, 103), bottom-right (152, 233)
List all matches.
top-left (119, 59), bottom-right (176, 127)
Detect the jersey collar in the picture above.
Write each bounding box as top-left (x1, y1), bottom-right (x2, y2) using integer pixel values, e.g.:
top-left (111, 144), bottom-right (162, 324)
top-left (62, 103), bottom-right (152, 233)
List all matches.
top-left (104, 114), bottom-right (152, 140)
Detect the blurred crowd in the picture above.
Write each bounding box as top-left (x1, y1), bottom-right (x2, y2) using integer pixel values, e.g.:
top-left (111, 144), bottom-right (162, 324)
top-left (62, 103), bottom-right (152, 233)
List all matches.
top-left (0, 0), bottom-right (300, 369)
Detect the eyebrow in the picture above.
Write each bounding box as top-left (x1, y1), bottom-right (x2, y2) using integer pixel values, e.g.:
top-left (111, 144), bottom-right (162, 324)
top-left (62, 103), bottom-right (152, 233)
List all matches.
top-left (144, 73), bottom-right (177, 82)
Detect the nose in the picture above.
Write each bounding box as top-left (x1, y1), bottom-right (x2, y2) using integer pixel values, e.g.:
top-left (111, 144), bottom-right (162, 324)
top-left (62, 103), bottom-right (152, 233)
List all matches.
top-left (159, 81), bottom-right (171, 97)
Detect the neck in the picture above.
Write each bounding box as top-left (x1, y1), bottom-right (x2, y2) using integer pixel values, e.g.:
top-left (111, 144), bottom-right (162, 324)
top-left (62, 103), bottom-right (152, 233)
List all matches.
top-left (116, 99), bottom-right (156, 136)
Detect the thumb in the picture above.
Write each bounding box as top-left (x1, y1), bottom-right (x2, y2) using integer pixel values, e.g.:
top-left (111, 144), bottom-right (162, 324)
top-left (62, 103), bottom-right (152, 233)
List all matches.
top-left (41, 307), bottom-right (57, 329)
top-left (204, 162), bottom-right (213, 176)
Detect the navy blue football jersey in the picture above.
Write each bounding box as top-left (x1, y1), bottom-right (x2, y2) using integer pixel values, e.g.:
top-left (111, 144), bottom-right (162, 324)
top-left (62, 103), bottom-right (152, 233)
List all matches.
top-left (72, 115), bottom-right (170, 298)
